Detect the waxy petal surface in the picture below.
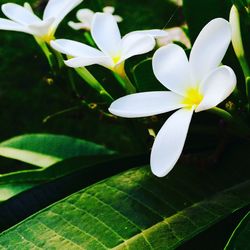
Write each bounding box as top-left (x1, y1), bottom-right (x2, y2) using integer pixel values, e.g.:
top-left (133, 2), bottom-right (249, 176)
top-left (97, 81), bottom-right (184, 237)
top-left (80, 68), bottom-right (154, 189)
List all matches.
top-left (2, 3), bottom-right (40, 25)
top-left (151, 108), bottom-right (193, 177)
top-left (120, 33), bottom-right (155, 62)
top-left (0, 18), bottom-right (31, 33)
top-left (196, 66), bottom-right (236, 112)
top-left (153, 44), bottom-right (192, 95)
top-left (189, 18), bottom-right (232, 83)
top-left (51, 39), bottom-right (104, 58)
top-left (91, 13), bottom-right (122, 57)
top-left (109, 91), bottom-right (185, 118)
top-left (44, 0), bottom-right (83, 30)
top-left (126, 29), bottom-right (168, 38)
top-left (64, 56), bottom-right (112, 68)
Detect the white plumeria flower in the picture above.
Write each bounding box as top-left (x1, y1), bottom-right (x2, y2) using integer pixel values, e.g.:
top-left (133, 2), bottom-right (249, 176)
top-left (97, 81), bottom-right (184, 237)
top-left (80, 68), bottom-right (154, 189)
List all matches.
top-left (68, 6), bottom-right (123, 31)
top-left (0, 0), bottom-right (83, 42)
top-left (51, 13), bottom-right (159, 73)
top-left (109, 18), bottom-right (237, 177)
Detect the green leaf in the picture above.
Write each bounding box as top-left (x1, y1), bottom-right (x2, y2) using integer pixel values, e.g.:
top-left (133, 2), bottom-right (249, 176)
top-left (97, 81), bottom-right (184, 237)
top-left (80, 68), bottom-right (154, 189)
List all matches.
top-left (0, 159), bottom-right (249, 249)
top-left (131, 59), bottom-right (165, 92)
top-left (0, 134), bottom-right (115, 168)
top-left (0, 155), bottom-right (114, 202)
top-left (0, 134), bottom-right (116, 202)
top-left (0, 183), bottom-right (35, 202)
top-left (224, 210), bottom-right (250, 250)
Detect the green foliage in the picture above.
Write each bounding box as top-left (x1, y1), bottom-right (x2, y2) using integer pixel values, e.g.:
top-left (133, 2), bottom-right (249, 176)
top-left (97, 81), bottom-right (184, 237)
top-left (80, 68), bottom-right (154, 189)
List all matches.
top-left (224, 210), bottom-right (250, 250)
top-left (0, 133), bottom-right (115, 168)
top-left (0, 160), bottom-right (249, 249)
top-left (0, 0), bottom-right (249, 248)
top-left (0, 134), bottom-right (115, 201)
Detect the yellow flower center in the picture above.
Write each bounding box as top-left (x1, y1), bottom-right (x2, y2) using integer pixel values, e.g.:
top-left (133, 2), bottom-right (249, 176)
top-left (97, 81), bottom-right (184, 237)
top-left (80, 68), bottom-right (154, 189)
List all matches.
top-left (112, 55), bottom-right (121, 64)
top-left (182, 87), bottom-right (203, 107)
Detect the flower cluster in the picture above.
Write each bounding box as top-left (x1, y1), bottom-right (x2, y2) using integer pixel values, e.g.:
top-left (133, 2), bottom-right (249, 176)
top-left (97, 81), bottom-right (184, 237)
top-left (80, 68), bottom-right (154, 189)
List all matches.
top-left (0, 0), bottom-right (239, 178)
top-left (68, 6), bottom-right (123, 31)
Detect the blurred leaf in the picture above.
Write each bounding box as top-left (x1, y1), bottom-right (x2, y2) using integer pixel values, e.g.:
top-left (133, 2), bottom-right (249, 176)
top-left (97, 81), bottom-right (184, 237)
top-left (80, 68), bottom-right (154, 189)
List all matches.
top-left (182, 0), bottom-right (232, 43)
top-left (0, 134), bottom-right (115, 168)
top-left (0, 166), bottom-right (249, 249)
top-left (132, 59), bottom-right (165, 92)
top-left (224, 210), bottom-right (250, 250)
top-left (0, 133), bottom-right (116, 202)
top-left (0, 183), bottom-right (34, 202)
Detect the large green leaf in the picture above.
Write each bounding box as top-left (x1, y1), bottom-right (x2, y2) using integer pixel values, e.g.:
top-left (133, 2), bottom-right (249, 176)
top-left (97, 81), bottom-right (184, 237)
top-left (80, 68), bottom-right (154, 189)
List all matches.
top-left (0, 134), bottom-right (115, 168)
top-left (0, 156), bottom-right (113, 202)
top-left (0, 154), bottom-right (249, 249)
top-left (0, 134), bottom-right (116, 202)
top-left (224, 210), bottom-right (250, 250)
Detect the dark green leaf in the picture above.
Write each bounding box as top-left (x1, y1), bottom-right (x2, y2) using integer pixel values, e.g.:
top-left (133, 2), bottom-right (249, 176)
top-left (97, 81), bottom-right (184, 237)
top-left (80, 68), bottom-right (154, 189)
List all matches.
top-left (0, 133), bottom-right (115, 168)
top-left (0, 134), bottom-right (116, 202)
top-left (0, 150), bottom-right (249, 249)
top-left (224, 210), bottom-right (250, 250)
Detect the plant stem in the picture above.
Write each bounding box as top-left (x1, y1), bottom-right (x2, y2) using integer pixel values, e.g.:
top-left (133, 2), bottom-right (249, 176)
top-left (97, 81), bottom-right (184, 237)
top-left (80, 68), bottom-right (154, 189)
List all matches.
top-left (113, 63), bottom-right (136, 94)
top-left (53, 49), bottom-right (65, 69)
top-left (84, 32), bottom-right (96, 47)
top-left (75, 67), bottom-right (113, 103)
top-left (35, 38), bottom-right (54, 69)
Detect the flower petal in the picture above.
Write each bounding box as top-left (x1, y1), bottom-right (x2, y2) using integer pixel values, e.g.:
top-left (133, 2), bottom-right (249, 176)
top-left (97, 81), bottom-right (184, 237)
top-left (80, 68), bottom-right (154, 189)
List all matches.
top-left (151, 108), bottom-right (193, 177)
top-left (91, 13), bottom-right (122, 57)
top-left (152, 44), bottom-right (192, 95)
top-left (68, 21), bottom-right (89, 30)
top-left (64, 56), bottom-right (112, 68)
top-left (2, 3), bottom-right (41, 25)
top-left (196, 66), bottom-right (236, 112)
top-left (50, 39), bottom-right (104, 57)
top-left (109, 91), bottom-right (185, 118)
top-left (189, 18), bottom-right (232, 83)
top-left (43, 0), bottom-right (83, 30)
top-left (114, 15), bottom-right (123, 23)
top-left (120, 33), bottom-right (155, 62)
top-left (76, 9), bottom-right (94, 23)
top-left (23, 3), bottom-right (33, 13)
top-left (103, 6), bottom-right (115, 14)
top-left (0, 18), bottom-right (31, 33)
top-left (28, 17), bottom-right (55, 37)
top-left (126, 29), bottom-right (168, 38)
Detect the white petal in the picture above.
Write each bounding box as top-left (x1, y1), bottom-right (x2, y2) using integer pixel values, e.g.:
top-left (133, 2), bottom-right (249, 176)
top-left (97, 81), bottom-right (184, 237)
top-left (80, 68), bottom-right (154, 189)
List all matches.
top-left (120, 33), bottom-right (155, 62)
top-left (0, 18), bottom-right (31, 33)
top-left (109, 91), bottom-right (185, 118)
top-left (76, 9), bottom-right (94, 23)
top-left (68, 21), bottom-right (90, 30)
top-left (189, 18), bottom-right (232, 83)
top-left (103, 6), bottom-right (115, 14)
top-left (64, 56), bottom-right (112, 68)
top-left (43, 0), bottom-right (83, 30)
top-left (2, 3), bottom-right (41, 25)
top-left (28, 17), bottom-right (55, 37)
top-left (152, 44), bottom-right (192, 95)
top-left (91, 13), bottom-right (122, 57)
top-left (114, 15), bottom-right (123, 23)
top-left (23, 3), bottom-right (33, 13)
top-left (126, 29), bottom-right (168, 38)
top-left (50, 39), bottom-right (104, 57)
top-left (151, 108), bottom-right (193, 177)
top-left (196, 66), bottom-right (236, 112)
